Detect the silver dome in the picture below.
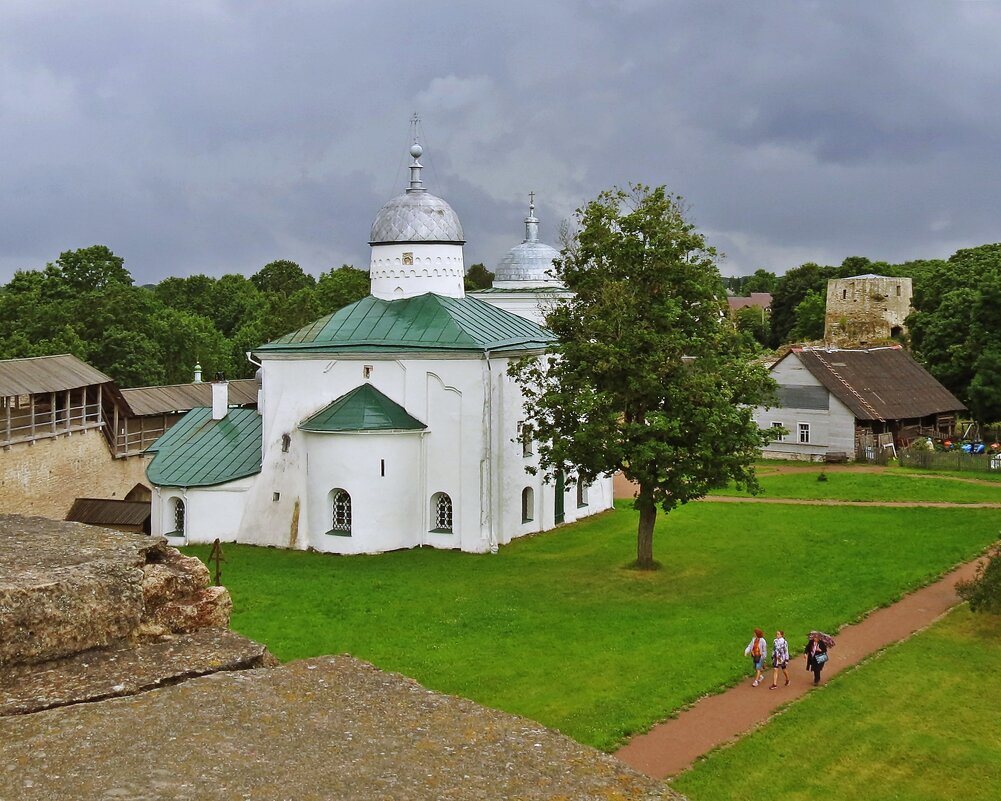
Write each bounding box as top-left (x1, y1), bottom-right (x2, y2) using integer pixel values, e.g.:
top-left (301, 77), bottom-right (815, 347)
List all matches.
top-left (495, 240), bottom-right (560, 282)
top-left (369, 139), bottom-right (464, 245)
top-left (494, 197), bottom-right (561, 283)
top-left (369, 190), bottom-right (464, 244)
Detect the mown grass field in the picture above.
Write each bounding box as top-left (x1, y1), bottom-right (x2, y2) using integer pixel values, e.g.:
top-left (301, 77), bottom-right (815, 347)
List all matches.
top-left (673, 606), bottom-right (1001, 801)
top-left (712, 467), bottom-right (1001, 503)
top-left (185, 471), bottom-right (1000, 751)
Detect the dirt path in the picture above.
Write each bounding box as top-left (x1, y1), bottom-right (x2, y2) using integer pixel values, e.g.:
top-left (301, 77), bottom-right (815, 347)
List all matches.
top-left (704, 496), bottom-right (1001, 508)
top-left (613, 556), bottom-right (984, 779)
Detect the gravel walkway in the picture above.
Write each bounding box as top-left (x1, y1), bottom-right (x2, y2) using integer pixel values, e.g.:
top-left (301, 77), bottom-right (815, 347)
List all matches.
top-left (614, 555), bottom-right (985, 778)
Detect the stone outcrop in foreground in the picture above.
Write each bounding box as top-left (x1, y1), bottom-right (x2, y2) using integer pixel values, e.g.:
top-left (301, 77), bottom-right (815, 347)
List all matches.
top-left (0, 514), bottom-right (680, 801)
top-left (1, 655), bottom-right (680, 801)
top-left (0, 515), bottom-right (231, 666)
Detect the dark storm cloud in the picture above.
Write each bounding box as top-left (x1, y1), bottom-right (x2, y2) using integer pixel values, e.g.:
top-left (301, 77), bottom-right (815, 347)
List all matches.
top-left (1, 0), bottom-right (1000, 283)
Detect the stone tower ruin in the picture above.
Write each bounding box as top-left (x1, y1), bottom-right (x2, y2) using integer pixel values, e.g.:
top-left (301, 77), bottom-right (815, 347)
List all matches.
top-left (824, 274), bottom-right (913, 344)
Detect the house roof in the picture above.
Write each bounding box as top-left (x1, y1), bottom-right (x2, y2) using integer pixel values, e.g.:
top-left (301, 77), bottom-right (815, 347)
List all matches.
top-left (0, 354), bottom-right (112, 396)
top-left (787, 347), bottom-right (966, 421)
top-left (65, 498), bottom-right (151, 528)
top-left (120, 379), bottom-right (258, 416)
top-left (256, 293), bottom-right (555, 356)
top-left (145, 407), bottom-right (262, 488)
top-left (727, 293), bottom-right (772, 311)
top-left (299, 384), bottom-right (427, 433)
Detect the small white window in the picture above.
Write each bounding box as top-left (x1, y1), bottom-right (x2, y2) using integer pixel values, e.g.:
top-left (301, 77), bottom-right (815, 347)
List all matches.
top-left (363, 365), bottom-right (373, 379)
top-left (171, 497), bottom-right (185, 534)
top-left (798, 423), bottom-right (811, 444)
top-left (431, 492), bottom-right (453, 533)
top-left (771, 421), bottom-right (784, 442)
top-left (330, 489), bottom-right (352, 534)
top-left (281, 433), bottom-right (291, 453)
top-left (521, 487), bottom-right (534, 523)
top-left (576, 481), bottom-right (589, 508)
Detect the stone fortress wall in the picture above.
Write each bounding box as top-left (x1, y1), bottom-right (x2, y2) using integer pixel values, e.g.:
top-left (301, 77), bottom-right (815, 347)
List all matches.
top-left (0, 428), bottom-right (149, 519)
top-left (824, 274), bottom-right (913, 344)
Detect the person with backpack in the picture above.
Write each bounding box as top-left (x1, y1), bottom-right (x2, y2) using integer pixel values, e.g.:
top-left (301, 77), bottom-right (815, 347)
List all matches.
top-left (743, 628), bottom-right (768, 686)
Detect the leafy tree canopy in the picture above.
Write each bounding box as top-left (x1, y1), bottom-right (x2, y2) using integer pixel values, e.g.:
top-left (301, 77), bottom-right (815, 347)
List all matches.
top-left (251, 259), bottom-right (315, 296)
top-left (789, 288), bottom-right (827, 342)
top-left (956, 544), bottom-right (1001, 615)
top-left (464, 263), bottom-right (495, 291)
top-left (510, 185), bottom-right (775, 569)
top-left (315, 265), bottom-right (369, 314)
top-left (45, 245), bottom-right (133, 292)
top-left (909, 244), bottom-right (1001, 423)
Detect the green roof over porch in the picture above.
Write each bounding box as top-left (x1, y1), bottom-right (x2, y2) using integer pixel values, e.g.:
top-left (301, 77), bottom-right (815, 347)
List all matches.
top-left (256, 293), bottom-right (555, 355)
top-left (299, 384), bottom-right (426, 433)
top-left (145, 407), bottom-right (262, 488)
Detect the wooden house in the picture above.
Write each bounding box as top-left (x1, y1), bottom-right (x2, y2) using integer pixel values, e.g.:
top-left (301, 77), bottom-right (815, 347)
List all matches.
top-left (754, 346), bottom-right (966, 461)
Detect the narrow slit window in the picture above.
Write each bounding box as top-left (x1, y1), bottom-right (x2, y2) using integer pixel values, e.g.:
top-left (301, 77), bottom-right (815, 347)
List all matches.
top-left (521, 487), bottom-right (534, 523)
top-left (171, 498), bottom-right (185, 534)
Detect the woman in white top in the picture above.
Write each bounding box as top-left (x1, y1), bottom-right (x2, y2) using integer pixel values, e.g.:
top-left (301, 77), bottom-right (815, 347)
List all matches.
top-left (769, 630), bottom-right (790, 689)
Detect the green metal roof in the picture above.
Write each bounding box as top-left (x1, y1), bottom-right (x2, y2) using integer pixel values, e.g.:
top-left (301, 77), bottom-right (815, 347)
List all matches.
top-left (299, 384), bottom-right (427, 433)
top-left (256, 293), bottom-right (555, 355)
top-left (145, 407), bottom-right (262, 488)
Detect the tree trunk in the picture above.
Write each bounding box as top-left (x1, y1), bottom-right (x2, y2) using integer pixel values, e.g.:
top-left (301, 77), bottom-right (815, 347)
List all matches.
top-left (635, 488), bottom-right (658, 570)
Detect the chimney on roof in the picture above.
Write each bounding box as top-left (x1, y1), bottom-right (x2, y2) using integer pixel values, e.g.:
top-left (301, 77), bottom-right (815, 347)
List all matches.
top-left (193, 362), bottom-right (203, 383)
top-left (211, 372), bottom-right (228, 420)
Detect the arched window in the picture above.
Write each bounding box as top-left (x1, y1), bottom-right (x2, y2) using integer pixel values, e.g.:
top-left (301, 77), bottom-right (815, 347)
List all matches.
top-left (330, 489), bottom-right (352, 535)
top-left (171, 497), bottom-right (185, 535)
top-left (521, 487), bottom-right (534, 523)
top-left (576, 481), bottom-right (589, 508)
top-left (431, 492), bottom-right (453, 533)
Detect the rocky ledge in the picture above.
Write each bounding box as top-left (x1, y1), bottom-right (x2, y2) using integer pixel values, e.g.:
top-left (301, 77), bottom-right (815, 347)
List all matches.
top-left (0, 515), bottom-right (231, 666)
top-left (0, 655), bottom-right (682, 801)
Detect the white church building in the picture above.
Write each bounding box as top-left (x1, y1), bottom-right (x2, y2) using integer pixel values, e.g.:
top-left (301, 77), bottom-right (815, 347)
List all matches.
top-left (146, 142), bottom-right (613, 554)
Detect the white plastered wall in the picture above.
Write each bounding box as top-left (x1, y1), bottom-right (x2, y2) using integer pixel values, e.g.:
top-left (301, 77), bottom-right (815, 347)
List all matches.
top-left (755, 353), bottom-right (858, 461)
top-left (369, 242), bottom-right (464, 299)
top-left (152, 476), bottom-right (254, 545)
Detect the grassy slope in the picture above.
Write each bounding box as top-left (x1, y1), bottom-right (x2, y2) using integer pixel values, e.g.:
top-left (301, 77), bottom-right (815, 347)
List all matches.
top-left (673, 607), bottom-right (1001, 801)
top-left (712, 469), bottom-right (1001, 502)
top-left (186, 494), bottom-right (999, 751)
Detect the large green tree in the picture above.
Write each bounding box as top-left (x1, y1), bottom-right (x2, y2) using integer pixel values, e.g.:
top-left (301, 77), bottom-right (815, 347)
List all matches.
top-left (909, 244), bottom-right (1001, 423)
top-left (315, 265), bottom-right (369, 314)
top-left (510, 185), bottom-right (775, 569)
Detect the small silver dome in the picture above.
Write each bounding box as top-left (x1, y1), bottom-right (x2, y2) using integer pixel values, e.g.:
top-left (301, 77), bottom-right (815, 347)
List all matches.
top-left (369, 138), bottom-right (464, 245)
top-left (369, 191), bottom-right (465, 244)
top-left (494, 196), bottom-right (561, 283)
top-left (495, 240), bottom-right (560, 282)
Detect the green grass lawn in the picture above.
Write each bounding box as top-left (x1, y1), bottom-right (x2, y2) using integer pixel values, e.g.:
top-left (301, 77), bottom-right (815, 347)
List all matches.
top-left (713, 468), bottom-right (1001, 503)
top-left (673, 606), bottom-right (1001, 801)
top-left (185, 498), bottom-right (999, 751)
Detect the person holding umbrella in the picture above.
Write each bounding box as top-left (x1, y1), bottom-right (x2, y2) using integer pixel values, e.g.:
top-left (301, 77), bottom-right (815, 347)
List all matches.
top-left (804, 631), bottom-right (835, 685)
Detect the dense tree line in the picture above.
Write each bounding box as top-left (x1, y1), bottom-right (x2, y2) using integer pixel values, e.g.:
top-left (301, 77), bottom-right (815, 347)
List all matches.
top-left (0, 245), bottom-right (370, 387)
top-left (2, 240), bottom-right (998, 423)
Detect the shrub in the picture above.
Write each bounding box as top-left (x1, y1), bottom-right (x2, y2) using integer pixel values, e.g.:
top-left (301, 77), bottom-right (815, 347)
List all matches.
top-left (956, 543), bottom-right (1001, 614)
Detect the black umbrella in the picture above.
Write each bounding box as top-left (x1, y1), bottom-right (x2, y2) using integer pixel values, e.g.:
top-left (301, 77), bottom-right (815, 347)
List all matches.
top-left (809, 630), bottom-right (836, 647)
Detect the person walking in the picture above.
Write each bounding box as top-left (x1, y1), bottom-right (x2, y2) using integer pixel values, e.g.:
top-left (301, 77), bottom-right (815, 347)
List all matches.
top-left (744, 628), bottom-right (768, 687)
top-left (769, 629), bottom-right (790, 689)
top-left (804, 631), bottom-right (829, 685)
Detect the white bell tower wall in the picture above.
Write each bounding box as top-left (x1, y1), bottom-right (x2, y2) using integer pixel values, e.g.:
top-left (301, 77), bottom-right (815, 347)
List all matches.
top-left (369, 242), bottom-right (465, 299)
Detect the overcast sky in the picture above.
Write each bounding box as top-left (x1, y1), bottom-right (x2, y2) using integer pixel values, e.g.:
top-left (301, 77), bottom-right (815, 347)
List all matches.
top-left (2, 1), bottom-right (1000, 285)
